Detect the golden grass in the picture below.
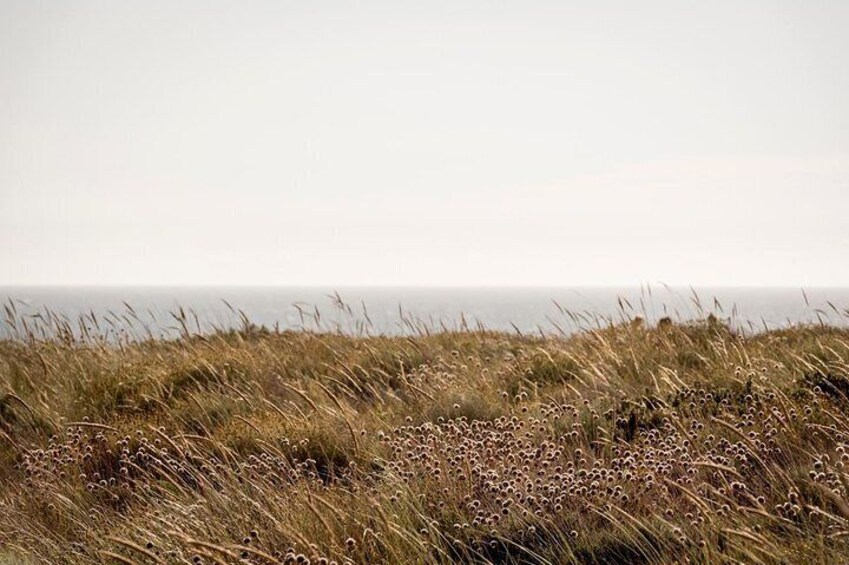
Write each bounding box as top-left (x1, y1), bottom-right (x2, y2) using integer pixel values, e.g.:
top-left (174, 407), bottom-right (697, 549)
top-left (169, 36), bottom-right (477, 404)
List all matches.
top-left (2, 309), bottom-right (849, 563)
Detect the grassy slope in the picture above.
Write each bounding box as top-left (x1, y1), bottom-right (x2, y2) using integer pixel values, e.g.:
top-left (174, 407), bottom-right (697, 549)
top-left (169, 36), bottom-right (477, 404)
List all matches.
top-left (1, 319), bottom-right (849, 564)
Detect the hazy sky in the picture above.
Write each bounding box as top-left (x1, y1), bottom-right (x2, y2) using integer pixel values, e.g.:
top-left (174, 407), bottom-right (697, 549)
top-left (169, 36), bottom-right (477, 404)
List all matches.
top-left (1, 1), bottom-right (847, 286)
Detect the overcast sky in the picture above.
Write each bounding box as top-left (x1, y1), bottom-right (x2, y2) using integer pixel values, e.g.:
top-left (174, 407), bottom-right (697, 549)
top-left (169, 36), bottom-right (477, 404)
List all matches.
top-left (1, 1), bottom-right (847, 286)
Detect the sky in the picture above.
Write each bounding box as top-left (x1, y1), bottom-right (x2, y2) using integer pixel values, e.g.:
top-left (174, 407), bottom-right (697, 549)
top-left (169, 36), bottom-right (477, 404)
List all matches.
top-left (1, 1), bottom-right (847, 287)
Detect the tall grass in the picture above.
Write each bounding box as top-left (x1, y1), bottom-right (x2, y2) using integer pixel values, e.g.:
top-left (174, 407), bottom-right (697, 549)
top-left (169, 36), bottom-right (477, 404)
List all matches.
top-left (2, 301), bottom-right (849, 563)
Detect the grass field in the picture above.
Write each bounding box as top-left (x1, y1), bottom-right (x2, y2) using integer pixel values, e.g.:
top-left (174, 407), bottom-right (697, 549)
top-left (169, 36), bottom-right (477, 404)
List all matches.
top-left (2, 311), bottom-right (849, 564)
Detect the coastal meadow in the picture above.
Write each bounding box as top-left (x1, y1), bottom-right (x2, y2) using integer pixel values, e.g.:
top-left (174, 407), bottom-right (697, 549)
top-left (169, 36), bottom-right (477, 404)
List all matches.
top-left (2, 306), bottom-right (849, 563)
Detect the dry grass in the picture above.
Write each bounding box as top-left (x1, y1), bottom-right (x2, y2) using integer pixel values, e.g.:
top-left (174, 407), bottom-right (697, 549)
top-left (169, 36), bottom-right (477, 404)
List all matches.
top-left (2, 308), bottom-right (849, 563)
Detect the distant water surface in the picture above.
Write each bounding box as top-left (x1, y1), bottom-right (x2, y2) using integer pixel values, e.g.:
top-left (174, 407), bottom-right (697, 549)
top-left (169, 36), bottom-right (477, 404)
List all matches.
top-left (2, 287), bottom-right (848, 340)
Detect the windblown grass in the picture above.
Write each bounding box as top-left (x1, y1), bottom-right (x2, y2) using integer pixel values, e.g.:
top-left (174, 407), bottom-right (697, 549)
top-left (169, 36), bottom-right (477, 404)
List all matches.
top-left (2, 307), bottom-right (849, 563)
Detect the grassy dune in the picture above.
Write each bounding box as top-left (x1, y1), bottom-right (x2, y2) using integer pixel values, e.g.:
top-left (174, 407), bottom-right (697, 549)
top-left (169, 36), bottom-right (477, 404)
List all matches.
top-left (2, 315), bottom-right (849, 564)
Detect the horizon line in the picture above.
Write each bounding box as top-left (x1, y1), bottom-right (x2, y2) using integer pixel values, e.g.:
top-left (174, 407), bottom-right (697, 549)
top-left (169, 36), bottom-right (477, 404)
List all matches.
top-left (3, 283), bottom-right (849, 290)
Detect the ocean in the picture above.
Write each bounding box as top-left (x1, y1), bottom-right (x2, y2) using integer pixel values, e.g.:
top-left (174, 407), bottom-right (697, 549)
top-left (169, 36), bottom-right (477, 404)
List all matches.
top-left (2, 286), bottom-right (848, 340)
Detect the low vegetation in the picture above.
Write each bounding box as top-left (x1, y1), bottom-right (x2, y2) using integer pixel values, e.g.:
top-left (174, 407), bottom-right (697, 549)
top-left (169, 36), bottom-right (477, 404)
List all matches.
top-left (2, 310), bottom-right (849, 563)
